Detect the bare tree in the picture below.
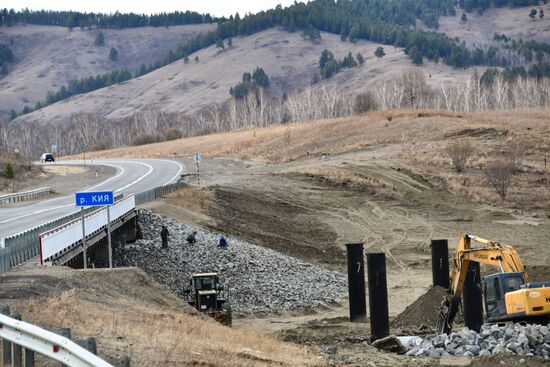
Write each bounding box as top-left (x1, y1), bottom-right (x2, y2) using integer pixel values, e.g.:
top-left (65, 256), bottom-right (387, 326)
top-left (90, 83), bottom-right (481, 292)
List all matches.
top-left (400, 69), bottom-right (429, 109)
top-left (506, 142), bottom-right (527, 173)
top-left (485, 159), bottom-right (515, 200)
top-left (446, 141), bottom-right (474, 172)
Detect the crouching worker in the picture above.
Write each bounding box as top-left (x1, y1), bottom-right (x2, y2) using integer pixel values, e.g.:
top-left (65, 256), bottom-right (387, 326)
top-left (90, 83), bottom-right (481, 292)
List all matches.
top-left (218, 235), bottom-right (228, 248)
top-left (187, 231), bottom-right (197, 244)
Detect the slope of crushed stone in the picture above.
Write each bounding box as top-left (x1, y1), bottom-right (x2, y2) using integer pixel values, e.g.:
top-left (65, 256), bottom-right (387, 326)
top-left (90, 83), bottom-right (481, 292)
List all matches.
top-left (114, 210), bottom-right (347, 316)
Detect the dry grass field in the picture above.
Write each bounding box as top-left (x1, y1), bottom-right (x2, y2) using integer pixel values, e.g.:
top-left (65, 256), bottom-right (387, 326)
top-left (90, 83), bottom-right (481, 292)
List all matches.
top-left (0, 267), bottom-right (320, 366)
top-left (83, 109), bottom-right (550, 215)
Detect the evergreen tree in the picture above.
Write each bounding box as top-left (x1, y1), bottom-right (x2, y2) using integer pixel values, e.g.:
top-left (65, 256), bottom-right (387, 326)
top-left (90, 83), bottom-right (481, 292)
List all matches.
top-left (461, 13), bottom-right (468, 22)
top-left (195, 55), bottom-right (199, 62)
top-left (227, 38), bottom-right (233, 47)
top-left (252, 67), bottom-right (270, 88)
top-left (3, 163), bottom-right (14, 179)
top-left (530, 9), bottom-right (538, 20)
top-left (410, 47), bottom-right (424, 65)
top-left (109, 47), bottom-right (118, 61)
top-left (356, 52), bottom-right (364, 65)
top-left (539, 8), bottom-right (544, 20)
top-left (95, 31), bottom-right (105, 46)
top-left (302, 25), bottom-right (321, 43)
top-left (216, 39), bottom-right (225, 51)
top-left (375, 46), bottom-right (386, 60)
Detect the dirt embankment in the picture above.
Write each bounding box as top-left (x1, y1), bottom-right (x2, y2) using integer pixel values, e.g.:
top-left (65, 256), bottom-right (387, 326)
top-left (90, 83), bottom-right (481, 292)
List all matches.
top-left (0, 267), bottom-right (320, 366)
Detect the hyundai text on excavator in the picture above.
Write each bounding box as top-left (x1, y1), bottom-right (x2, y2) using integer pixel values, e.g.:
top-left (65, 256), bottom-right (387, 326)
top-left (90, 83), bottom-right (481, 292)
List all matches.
top-left (437, 234), bottom-right (550, 334)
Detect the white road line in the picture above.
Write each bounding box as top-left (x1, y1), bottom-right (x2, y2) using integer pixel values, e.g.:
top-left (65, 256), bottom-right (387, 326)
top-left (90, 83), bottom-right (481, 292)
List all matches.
top-left (113, 161), bottom-right (154, 193)
top-left (159, 159), bottom-right (184, 186)
top-left (0, 161), bottom-right (153, 225)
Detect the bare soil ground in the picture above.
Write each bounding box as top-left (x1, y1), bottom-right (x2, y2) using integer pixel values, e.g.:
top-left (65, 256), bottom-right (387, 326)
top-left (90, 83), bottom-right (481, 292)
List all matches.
top-left (0, 23), bottom-right (214, 118)
top-left (16, 29), bottom-right (473, 125)
top-left (58, 109), bottom-right (550, 365)
top-left (0, 267), bottom-right (320, 366)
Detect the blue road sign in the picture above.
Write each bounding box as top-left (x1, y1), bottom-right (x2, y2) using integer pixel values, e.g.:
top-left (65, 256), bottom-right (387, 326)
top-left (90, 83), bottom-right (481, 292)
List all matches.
top-left (75, 191), bottom-right (114, 207)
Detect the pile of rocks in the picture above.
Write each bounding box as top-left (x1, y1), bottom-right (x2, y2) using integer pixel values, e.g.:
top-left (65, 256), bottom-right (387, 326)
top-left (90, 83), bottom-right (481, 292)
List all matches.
top-left (404, 323), bottom-right (550, 358)
top-left (114, 210), bottom-right (347, 316)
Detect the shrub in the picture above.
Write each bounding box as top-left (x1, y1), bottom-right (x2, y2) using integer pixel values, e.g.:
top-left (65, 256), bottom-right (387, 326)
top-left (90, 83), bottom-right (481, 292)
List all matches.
top-left (164, 128), bottom-right (183, 141)
top-left (485, 159), bottom-right (514, 200)
top-left (131, 133), bottom-right (160, 146)
top-left (354, 92), bottom-right (377, 114)
top-left (446, 141), bottom-right (473, 172)
top-left (3, 163), bottom-right (14, 179)
top-left (109, 47), bottom-right (118, 61)
top-left (92, 140), bottom-right (111, 151)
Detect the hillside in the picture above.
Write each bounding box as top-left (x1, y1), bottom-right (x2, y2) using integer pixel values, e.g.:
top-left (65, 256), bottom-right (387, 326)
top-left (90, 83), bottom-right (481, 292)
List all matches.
top-left (0, 23), bottom-right (214, 118)
top-left (433, 4), bottom-right (550, 47)
top-left (14, 28), bottom-right (471, 125)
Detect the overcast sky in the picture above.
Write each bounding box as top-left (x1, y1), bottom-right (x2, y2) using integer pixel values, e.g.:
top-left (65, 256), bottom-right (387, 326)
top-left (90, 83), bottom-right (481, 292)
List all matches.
top-left (2, 1), bottom-right (302, 17)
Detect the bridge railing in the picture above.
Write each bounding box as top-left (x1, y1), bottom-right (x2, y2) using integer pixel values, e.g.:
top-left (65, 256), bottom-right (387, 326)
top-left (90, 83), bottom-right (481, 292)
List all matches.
top-left (0, 181), bottom-right (187, 272)
top-left (40, 195), bottom-right (136, 264)
top-left (0, 187), bottom-right (55, 205)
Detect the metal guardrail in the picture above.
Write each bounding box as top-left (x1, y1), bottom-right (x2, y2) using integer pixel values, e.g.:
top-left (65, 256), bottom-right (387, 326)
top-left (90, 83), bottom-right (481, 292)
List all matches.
top-left (0, 187), bottom-right (54, 205)
top-left (134, 181), bottom-right (187, 205)
top-left (0, 312), bottom-right (114, 367)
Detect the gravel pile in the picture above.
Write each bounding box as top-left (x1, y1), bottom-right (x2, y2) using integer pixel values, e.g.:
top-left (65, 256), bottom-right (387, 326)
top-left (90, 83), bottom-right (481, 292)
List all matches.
top-left (114, 210), bottom-right (347, 316)
top-left (404, 323), bottom-right (550, 358)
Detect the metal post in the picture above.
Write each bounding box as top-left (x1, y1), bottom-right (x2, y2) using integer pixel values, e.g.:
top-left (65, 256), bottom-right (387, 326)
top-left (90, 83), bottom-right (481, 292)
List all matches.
top-left (367, 253), bottom-right (390, 341)
top-left (1, 306), bottom-right (11, 366)
top-left (53, 329), bottom-right (71, 367)
top-left (463, 262), bottom-right (483, 332)
top-left (24, 349), bottom-right (34, 367)
top-left (11, 313), bottom-right (22, 367)
top-left (431, 239), bottom-right (450, 288)
top-left (345, 243), bottom-right (367, 323)
top-left (76, 338), bottom-right (97, 355)
top-left (107, 206), bottom-right (112, 269)
top-left (81, 207), bottom-right (87, 269)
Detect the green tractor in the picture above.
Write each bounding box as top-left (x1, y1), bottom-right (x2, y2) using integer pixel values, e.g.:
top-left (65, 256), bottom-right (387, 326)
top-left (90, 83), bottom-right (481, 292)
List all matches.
top-left (186, 272), bottom-right (232, 326)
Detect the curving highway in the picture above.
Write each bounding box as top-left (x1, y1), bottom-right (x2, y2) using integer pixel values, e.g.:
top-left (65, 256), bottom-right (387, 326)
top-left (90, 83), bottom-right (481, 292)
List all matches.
top-left (0, 158), bottom-right (184, 239)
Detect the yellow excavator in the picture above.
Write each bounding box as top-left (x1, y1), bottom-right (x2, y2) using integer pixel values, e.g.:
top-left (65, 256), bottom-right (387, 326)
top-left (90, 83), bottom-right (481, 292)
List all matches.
top-left (437, 233), bottom-right (550, 334)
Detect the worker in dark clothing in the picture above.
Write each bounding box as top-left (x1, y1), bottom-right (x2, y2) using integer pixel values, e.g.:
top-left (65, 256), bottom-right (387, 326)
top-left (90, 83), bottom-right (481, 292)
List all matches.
top-left (218, 235), bottom-right (228, 248)
top-left (187, 231), bottom-right (197, 244)
top-left (160, 225), bottom-right (169, 248)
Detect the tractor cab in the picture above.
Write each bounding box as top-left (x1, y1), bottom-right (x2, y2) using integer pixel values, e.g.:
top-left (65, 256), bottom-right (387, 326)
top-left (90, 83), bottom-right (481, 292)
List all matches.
top-left (189, 272), bottom-right (226, 311)
top-left (483, 272), bottom-right (525, 321)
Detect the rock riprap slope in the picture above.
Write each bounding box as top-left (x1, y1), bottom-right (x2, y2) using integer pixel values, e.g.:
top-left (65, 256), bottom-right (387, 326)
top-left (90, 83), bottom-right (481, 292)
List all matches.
top-left (114, 210), bottom-right (347, 315)
top-left (404, 323), bottom-right (550, 358)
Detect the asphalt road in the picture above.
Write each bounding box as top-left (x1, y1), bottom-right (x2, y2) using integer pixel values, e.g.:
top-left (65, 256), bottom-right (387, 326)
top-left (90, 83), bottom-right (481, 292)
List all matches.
top-left (0, 159), bottom-right (184, 239)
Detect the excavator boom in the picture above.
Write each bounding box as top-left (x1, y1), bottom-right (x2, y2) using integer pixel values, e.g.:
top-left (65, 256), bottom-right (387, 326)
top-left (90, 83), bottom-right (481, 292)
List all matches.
top-left (437, 234), bottom-right (536, 334)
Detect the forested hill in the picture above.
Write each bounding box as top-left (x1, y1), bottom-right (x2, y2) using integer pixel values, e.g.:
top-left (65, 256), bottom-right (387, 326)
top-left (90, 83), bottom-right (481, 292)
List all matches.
top-left (4, 0), bottom-right (550, 120)
top-left (0, 9), bottom-right (216, 28)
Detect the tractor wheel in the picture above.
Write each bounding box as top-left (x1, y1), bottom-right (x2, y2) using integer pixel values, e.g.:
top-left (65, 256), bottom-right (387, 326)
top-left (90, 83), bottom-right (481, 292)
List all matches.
top-left (220, 304), bottom-right (232, 327)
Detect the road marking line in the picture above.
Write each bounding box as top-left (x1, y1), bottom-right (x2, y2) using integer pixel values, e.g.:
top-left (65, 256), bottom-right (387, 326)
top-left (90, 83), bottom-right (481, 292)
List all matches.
top-left (158, 159), bottom-right (184, 186)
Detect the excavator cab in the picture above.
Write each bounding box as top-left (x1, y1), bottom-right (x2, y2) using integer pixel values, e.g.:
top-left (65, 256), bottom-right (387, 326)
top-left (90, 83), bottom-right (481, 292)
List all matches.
top-left (483, 272), bottom-right (525, 321)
